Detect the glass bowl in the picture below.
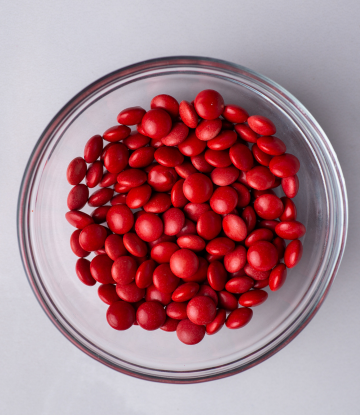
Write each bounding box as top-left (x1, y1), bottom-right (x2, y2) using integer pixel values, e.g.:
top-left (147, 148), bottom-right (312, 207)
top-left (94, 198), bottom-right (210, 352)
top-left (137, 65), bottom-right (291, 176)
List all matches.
top-left (17, 56), bottom-right (348, 383)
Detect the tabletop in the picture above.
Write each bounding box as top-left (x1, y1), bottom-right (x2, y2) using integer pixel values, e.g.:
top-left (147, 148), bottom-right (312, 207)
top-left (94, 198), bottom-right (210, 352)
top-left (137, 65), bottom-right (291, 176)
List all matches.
top-left (1, 1), bottom-right (360, 414)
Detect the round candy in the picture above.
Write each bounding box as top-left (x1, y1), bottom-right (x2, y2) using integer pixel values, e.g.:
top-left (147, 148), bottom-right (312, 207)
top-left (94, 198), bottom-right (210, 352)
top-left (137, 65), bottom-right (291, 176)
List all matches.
top-left (194, 89), bottom-right (225, 120)
top-left (210, 186), bottom-right (238, 215)
top-left (141, 109), bottom-right (172, 139)
top-left (106, 302), bottom-right (135, 330)
top-left (187, 296), bottom-right (216, 325)
top-left (247, 241), bottom-right (278, 271)
top-left (106, 205), bottom-right (134, 234)
top-left (170, 249), bottom-right (199, 279)
top-left (176, 319), bottom-right (206, 345)
top-left (183, 173), bottom-right (213, 203)
top-left (135, 212), bottom-right (164, 242)
top-left (136, 301), bottom-right (166, 330)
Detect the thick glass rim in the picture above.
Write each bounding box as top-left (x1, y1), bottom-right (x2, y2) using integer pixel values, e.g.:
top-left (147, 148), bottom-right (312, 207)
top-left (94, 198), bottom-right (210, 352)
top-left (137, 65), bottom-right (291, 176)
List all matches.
top-left (17, 56), bottom-right (348, 383)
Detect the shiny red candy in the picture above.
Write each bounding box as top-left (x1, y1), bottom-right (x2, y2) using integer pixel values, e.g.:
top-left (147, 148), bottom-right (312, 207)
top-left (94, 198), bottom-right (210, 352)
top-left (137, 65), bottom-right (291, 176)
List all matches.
top-left (176, 319), bottom-right (205, 345)
top-left (179, 101), bottom-right (198, 128)
top-left (142, 109), bottom-right (172, 139)
top-left (194, 89), bottom-right (224, 120)
top-left (284, 239), bottom-right (303, 268)
top-left (79, 224), bottom-right (107, 252)
top-left (183, 173), bottom-right (213, 203)
top-left (187, 296), bottom-right (217, 325)
top-left (247, 241), bottom-right (278, 271)
top-left (151, 94), bottom-right (179, 118)
top-left (196, 119), bottom-right (222, 141)
top-left (117, 106), bottom-right (146, 126)
top-left (135, 212), bottom-right (163, 242)
top-left (136, 301), bottom-right (166, 330)
top-left (206, 309), bottom-right (226, 335)
top-left (247, 115), bottom-right (276, 136)
top-left (111, 256), bottom-right (137, 285)
top-left (222, 105), bottom-right (249, 123)
top-left (106, 302), bottom-right (135, 330)
top-left (210, 186), bottom-right (238, 214)
top-left (226, 307), bottom-right (253, 329)
top-left (66, 88), bottom-right (305, 345)
top-left (170, 248), bottom-right (199, 279)
top-left (172, 282), bottom-right (199, 302)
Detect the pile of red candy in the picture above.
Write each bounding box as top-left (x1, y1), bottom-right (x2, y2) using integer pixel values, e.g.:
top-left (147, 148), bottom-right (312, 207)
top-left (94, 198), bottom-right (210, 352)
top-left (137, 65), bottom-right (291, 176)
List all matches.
top-left (66, 89), bottom-right (305, 345)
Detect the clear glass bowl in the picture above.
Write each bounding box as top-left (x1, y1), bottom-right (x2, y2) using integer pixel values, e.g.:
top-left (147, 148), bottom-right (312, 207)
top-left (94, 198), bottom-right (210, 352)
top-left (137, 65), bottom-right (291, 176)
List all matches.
top-left (17, 56), bottom-right (348, 383)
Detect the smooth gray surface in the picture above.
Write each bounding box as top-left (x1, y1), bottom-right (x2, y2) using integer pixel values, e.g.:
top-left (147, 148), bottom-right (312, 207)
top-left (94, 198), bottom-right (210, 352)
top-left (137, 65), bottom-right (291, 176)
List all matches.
top-left (1, 1), bottom-right (359, 414)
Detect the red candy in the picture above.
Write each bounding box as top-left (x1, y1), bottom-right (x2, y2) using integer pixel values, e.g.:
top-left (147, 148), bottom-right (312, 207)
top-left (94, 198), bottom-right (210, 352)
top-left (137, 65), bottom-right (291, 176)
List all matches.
top-left (197, 211), bottom-right (222, 240)
top-left (144, 193), bottom-right (171, 213)
top-left (239, 290), bottom-right (268, 307)
top-left (84, 135), bottom-right (103, 163)
top-left (225, 276), bottom-right (254, 294)
top-left (147, 165), bottom-right (177, 192)
top-left (90, 254), bottom-right (114, 284)
top-left (179, 101), bottom-right (198, 128)
top-left (247, 115), bottom-right (276, 136)
top-left (224, 245), bottom-right (247, 273)
top-left (207, 261), bottom-right (227, 291)
top-left (269, 263), bottom-right (287, 291)
top-left (66, 88), bottom-right (305, 345)
top-left (142, 109), bottom-right (172, 139)
top-left (151, 94), bottom-right (179, 118)
top-left (176, 319), bottom-right (206, 345)
top-left (163, 208), bottom-right (185, 236)
top-left (172, 282), bottom-right (199, 302)
top-left (79, 224), bottom-right (108, 252)
top-left (170, 249), bottom-right (199, 279)
top-left (135, 259), bottom-right (156, 289)
top-left (76, 258), bottom-right (96, 286)
top-left (117, 106), bottom-right (146, 126)
top-left (111, 256), bottom-right (137, 285)
top-left (222, 105), bottom-right (249, 123)
top-left (106, 302), bottom-right (135, 330)
top-left (284, 239), bottom-right (303, 268)
top-left (222, 214), bottom-right (247, 242)
top-left (103, 143), bottom-right (129, 174)
top-left (135, 212), bottom-right (164, 242)
top-left (247, 241), bottom-right (278, 271)
top-left (226, 307), bottom-right (253, 329)
top-left (194, 89), bottom-right (224, 120)
top-left (206, 309), bottom-right (226, 335)
top-left (210, 186), bottom-right (238, 214)
top-left (254, 194), bottom-right (284, 220)
top-left (196, 119), bottom-right (222, 141)
top-left (151, 242), bottom-right (179, 263)
top-left (269, 154), bottom-right (300, 178)
top-left (98, 284), bottom-right (119, 305)
top-left (67, 184), bottom-right (89, 210)
top-left (246, 166), bottom-right (275, 190)
top-left (207, 130), bottom-right (237, 150)
top-left (103, 125), bottom-right (131, 142)
top-left (282, 175), bottom-right (299, 198)
top-left (106, 205), bottom-right (134, 234)
top-left (67, 157), bottom-right (87, 185)
top-left (229, 143), bottom-right (254, 171)
top-left (183, 173), bottom-right (213, 203)
top-left (70, 230), bottom-right (90, 257)
top-left (153, 264), bottom-right (180, 294)
top-left (187, 296), bottom-right (217, 325)
top-left (162, 122), bottom-right (189, 146)
top-left (136, 301), bottom-right (167, 330)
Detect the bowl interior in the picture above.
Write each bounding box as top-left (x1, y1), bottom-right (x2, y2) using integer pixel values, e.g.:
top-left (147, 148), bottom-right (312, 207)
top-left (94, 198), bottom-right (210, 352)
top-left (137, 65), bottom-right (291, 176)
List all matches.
top-left (21, 59), bottom-right (344, 382)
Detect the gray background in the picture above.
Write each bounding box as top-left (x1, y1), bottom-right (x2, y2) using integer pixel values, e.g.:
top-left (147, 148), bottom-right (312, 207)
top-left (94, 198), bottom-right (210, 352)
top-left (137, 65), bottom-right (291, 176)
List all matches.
top-left (1, 0), bottom-right (359, 414)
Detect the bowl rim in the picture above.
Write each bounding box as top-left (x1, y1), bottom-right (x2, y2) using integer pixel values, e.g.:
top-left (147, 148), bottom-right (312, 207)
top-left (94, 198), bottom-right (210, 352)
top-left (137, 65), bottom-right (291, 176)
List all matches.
top-left (17, 55), bottom-right (348, 383)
